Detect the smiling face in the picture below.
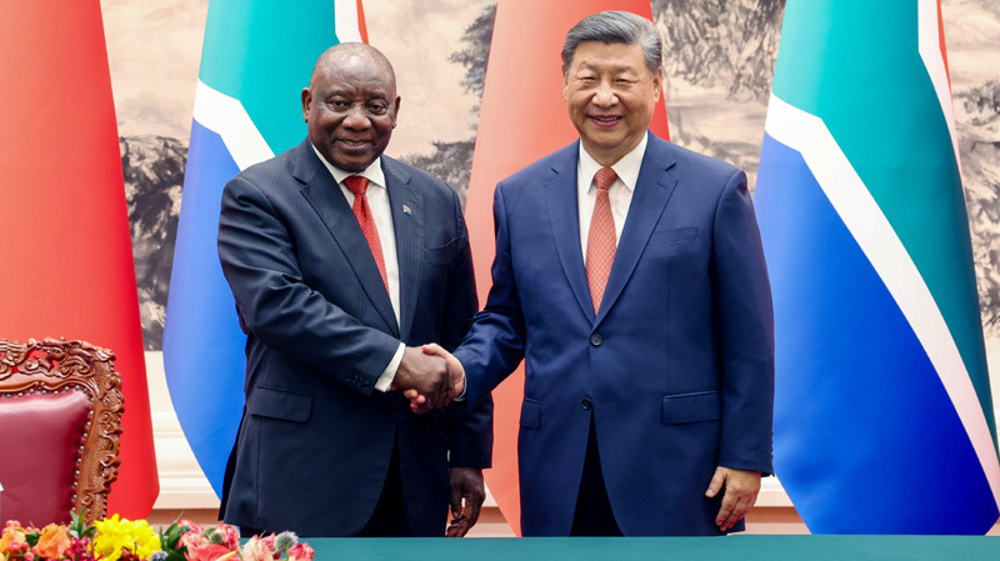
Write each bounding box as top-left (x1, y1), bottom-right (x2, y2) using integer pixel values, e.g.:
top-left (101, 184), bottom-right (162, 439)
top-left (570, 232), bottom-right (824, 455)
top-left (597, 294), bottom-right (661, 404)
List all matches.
top-left (302, 46), bottom-right (400, 173)
top-left (563, 40), bottom-right (662, 166)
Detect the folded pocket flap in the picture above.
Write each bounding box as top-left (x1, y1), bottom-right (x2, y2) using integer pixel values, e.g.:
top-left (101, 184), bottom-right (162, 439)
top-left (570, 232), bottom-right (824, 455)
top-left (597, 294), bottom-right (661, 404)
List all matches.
top-left (425, 238), bottom-right (458, 263)
top-left (520, 399), bottom-right (541, 429)
top-left (662, 391), bottom-right (720, 424)
top-left (247, 386), bottom-right (312, 423)
top-left (649, 226), bottom-right (697, 246)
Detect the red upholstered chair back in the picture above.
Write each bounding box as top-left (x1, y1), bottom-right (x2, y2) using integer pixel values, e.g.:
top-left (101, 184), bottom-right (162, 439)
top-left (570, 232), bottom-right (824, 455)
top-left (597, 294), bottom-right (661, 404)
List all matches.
top-left (0, 338), bottom-right (123, 526)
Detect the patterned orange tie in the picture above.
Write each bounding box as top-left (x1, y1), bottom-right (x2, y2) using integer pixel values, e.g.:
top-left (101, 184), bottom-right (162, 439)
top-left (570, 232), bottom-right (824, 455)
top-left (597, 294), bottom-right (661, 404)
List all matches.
top-left (343, 175), bottom-right (388, 291)
top-left (586, 166), bottom-right (618, 315)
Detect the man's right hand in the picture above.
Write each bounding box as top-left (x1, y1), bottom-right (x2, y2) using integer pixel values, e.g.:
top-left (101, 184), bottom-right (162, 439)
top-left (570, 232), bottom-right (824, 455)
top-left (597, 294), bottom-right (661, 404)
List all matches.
top-left (401, 343), bottom-right (466, 414)
top-left (425, 343), bottom-right (465, 397)
top-left (393, 346), bottom-right (452, 412)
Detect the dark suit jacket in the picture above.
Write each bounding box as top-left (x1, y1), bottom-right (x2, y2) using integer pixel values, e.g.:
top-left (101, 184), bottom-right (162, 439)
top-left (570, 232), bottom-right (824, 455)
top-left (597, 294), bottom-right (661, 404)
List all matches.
top-left (454, 133), bottom-right (773, 536)
top-left (217, 139), bottom-right (493, 537)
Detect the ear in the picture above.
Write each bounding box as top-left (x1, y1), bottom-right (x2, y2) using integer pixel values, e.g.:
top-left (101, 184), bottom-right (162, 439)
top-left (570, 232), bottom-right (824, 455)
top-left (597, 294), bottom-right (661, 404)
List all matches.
top-left (391, 95), bottom-right (401, 128)
top-left (652, 68), bottom-right (663, 102)
top-left (563, 75), bottom-right (570, 103)
top-left (301, 87), bottom-right (312, 122)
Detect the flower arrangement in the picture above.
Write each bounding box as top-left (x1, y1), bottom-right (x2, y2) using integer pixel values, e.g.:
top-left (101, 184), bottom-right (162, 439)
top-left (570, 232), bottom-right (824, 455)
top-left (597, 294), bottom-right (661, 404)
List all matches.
top-left (0, 514), bottom-right (314, 561)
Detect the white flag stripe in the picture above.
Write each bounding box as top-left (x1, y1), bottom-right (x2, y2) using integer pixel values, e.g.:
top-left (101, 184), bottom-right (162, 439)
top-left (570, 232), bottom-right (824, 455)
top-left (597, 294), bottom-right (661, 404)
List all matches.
top-left (191, 80), bottom-right (274, 171)
top-left (334, 0), bottom-right (364, 43)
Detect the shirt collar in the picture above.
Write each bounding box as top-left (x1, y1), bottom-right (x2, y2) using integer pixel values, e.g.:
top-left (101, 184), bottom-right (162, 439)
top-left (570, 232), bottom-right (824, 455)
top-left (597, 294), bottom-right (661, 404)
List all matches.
top-left (578, 131), bottom-right (648, 193)
top-left (310, 142), bottom-right (387, 190)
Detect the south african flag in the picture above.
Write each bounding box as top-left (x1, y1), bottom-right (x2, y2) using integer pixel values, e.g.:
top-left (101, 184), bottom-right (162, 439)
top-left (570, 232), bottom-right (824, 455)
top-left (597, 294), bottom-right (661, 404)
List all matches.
top-left (755, 0), bottom-right (1000, 534)
top-left (164, 0), bottom-right (366, 497)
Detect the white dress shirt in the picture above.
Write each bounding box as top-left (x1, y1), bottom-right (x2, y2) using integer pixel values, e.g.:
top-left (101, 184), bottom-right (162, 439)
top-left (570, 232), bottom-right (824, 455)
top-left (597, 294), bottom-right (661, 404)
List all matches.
top-left (312, 145), bottom-right (404, 391)
top-left (577, 131), bottom-right (648, 257)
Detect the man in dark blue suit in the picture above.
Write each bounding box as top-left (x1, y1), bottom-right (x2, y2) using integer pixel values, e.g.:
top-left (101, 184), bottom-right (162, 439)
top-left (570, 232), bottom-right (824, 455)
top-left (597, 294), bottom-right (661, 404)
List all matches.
top-left (424, 11), bottom-right (773, 536)
top-left (217, 43), bottom-right (492, 537)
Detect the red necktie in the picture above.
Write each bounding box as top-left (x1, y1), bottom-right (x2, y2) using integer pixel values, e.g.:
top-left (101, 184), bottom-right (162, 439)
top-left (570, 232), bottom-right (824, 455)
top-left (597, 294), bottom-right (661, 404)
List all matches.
top-left (586, 167), bottom-right (618, 315)
top-left (343, 175), bottom-right (389, 291)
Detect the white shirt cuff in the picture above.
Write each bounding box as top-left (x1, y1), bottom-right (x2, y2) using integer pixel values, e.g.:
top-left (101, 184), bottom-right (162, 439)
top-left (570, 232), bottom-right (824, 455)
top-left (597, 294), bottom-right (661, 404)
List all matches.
top-left (374, 342), bottom-right (406, 392)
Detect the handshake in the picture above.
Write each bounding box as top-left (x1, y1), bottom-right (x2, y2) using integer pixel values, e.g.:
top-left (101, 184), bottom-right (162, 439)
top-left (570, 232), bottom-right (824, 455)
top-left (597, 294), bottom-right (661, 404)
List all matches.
top-left (391, 343), bottom-right (465, 413)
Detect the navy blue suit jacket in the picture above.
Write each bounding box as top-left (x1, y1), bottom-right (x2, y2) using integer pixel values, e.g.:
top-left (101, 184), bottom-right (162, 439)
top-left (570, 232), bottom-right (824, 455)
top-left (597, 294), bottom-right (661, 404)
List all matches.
top-left (454, 133), bottom-right (773, 536)
top-left (218, 139), bottom-right (493, 536)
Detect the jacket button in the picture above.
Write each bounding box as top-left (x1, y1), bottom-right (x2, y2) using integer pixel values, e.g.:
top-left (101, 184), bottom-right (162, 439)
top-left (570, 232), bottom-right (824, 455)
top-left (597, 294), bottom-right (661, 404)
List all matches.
top-left (590, 334), bottom-right (602, 346)
top-left (581, 398), bottom-right (592, 410)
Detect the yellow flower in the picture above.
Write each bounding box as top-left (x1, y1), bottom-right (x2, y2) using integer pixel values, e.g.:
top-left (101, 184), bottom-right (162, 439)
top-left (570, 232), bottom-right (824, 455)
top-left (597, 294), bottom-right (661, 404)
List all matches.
top-left (93, 515), bottom-right (161, 561)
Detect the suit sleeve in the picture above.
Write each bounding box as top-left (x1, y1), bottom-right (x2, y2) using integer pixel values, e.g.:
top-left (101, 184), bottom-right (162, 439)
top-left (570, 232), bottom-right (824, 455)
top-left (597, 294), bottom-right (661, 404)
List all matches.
top-left (218, 174), bottom-right (399, 395)
top-left (453, 183), bottom-right (528, 408)
top-left (711, 170), bottom-right (776, 474)
top-left (441, 189), bottom-right (493, 468)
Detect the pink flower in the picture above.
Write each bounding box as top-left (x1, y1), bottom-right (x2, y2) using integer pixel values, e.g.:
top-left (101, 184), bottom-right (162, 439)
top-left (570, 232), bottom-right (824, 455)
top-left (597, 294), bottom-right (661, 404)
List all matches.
top-left (260, 534), bottom-right (277, 553)
top-left (177, 520), bottom-right (204, 536)
top-left (211, 525), bottom-right (241, 550)
top-left (179, 528), bottom-right (211, 561)
top-left (287, 543), bottom-right (315, 561)
top-left (180, 534), bottom-right (206, 546)
top-left (186, 543), bottom-right (236, 561)
top-left (239, 536), bottom-right (274, 561)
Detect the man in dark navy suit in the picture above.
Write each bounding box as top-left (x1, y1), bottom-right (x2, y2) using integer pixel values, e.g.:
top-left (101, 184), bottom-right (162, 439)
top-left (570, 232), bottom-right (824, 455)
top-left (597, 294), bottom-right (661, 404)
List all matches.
top-left (425, 11), bottom-right (773, 536)
top-left (217, 43), bottom-right (492, 537)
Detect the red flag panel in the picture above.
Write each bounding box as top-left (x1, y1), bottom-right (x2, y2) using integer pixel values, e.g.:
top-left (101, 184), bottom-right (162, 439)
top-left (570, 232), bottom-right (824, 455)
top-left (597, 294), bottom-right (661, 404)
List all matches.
top-left (467, 0), bottom-right (669, 535)
top-left (0, 0), bottom-right (158, 517)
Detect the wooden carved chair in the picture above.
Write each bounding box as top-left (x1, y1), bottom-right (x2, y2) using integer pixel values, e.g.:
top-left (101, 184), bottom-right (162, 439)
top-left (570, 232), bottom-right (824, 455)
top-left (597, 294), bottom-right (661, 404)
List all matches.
top-left (0, 338), bottom-right (124, 525)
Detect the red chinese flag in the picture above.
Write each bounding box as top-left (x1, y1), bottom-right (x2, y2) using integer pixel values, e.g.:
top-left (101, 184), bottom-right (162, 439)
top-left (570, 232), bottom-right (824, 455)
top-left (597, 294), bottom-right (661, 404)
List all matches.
top-left (467, 0), bottom-right (669, 535)
top-left (0, 1), bottom-right (158, 516)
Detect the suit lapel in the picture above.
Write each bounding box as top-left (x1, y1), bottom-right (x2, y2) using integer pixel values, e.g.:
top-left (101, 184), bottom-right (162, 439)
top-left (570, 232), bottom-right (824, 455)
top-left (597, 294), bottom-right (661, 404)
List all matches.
top-left (383, 157), bottom-right (422, 342)
top-left (597, 135), bottom-right (678, 322)
top-left (543, 143), bottom-right (594, 321)
top-left (295, 143), bottom-right (399, 336)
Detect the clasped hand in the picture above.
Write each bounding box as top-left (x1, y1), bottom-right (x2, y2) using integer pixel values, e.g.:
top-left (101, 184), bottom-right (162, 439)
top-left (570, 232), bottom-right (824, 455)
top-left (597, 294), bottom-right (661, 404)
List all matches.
top-left (391, 344), bottom-right (465, 413)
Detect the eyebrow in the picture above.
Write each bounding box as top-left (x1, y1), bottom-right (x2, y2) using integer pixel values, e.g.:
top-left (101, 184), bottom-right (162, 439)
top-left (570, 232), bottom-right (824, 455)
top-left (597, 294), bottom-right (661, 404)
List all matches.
top-left (574, 61), bottom-right (640, 74)
top-left (323, 90), bottom-right (391, 100)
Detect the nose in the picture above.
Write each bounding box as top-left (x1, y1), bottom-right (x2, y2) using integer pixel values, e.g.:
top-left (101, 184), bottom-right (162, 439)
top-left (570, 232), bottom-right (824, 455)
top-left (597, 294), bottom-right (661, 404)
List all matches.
top-left (592, 80), bottom-right (618, 107)
top-left (342, 105), bottom-right (371, 129)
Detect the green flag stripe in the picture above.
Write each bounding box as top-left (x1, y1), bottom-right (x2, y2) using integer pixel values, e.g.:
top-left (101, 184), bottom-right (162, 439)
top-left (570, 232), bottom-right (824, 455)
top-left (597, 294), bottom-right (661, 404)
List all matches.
top-left (198, 0), bottom-right (343, 154)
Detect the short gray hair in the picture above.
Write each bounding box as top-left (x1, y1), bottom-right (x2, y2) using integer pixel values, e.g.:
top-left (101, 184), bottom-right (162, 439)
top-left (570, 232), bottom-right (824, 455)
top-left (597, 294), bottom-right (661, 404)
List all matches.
top-left (561, 11), bottom-right (663, 76)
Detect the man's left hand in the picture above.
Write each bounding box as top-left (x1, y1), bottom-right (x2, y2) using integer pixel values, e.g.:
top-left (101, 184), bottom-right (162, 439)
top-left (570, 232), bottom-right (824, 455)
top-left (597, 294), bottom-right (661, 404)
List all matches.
top-left (446, 467), bottom-right (485, 537)
top-left (704, 466), bottom-right (761, 532)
